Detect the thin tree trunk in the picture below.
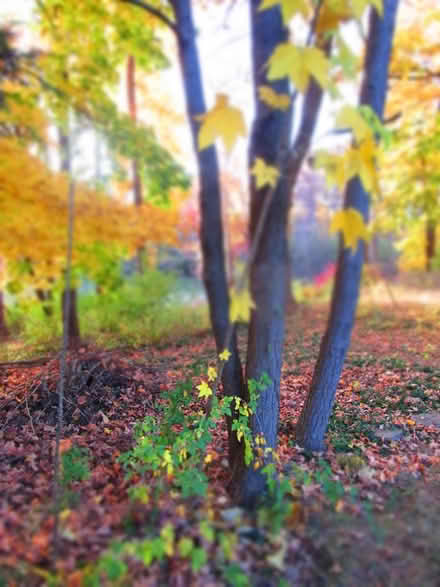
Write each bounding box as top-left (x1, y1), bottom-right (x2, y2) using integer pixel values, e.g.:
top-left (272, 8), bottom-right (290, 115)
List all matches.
top-left (425, 218), bottom-right (436, 272)
top-left (127, 55), bottom-right (145, 272)
top-left (296, 0), bottom-right (400, 452)
top-left (59, 130), bottom-right (80, 349)
top-left (0, 290), bottom-right (8, 338)
top-left (170, 0), bottom-right (245, 469)
top-left (62, 288), bottom-right (80, 348)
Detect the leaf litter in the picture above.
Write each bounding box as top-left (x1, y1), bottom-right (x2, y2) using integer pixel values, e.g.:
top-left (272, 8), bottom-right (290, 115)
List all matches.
top-left (1, 304), bottom-right (440, 585)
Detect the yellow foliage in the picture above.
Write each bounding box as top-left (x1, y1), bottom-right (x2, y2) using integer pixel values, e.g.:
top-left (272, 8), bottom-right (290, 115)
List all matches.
top-left (196, 93), bottom-right (246, 153)
top-left (0, 138), bottom-right (180, 283)
top-left (229, 287), bottom-right (256, 323)
top-left (258, 0), bottom-right (310, 22)
top-left (267, 44), bottom-right (331, 91)
top-left (251, 157), bottom-right (280, 189)
top-left (258, 86), bottom-right (290, 110)
top-left (330, 208), bottom-right (370, 252)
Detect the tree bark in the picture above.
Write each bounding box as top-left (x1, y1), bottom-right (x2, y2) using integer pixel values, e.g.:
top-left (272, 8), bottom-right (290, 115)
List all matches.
top-left (59, 130), bottom-right (80, 349)
top-left (230, 4), bottom-right (330, 504)
top-left (170, 0), bottom-right (245, 469)
top-left (296, 0), bottom-right (400, 452)
top-left (127, 55), bottom-right (145, 272)
top-left (0, 290), bottom-right (8, 338)
top-left (62, 288), bottom-right (80, 348)
top-left (425, 218), bottom-right (436, 272)
top-left (231, 1), bottom-right (290, 504)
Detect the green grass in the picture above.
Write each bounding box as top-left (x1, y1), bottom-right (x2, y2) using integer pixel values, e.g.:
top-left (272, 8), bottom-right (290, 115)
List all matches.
top-left (2, 270), bottom-right (209, 360)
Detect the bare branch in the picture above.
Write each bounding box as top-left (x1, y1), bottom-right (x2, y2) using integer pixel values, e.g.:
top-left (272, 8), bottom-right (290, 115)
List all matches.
top-left (120, 0), bottom-right (178, 34)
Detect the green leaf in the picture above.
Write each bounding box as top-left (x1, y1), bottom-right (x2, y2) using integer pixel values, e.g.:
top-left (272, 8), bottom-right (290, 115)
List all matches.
top-left (191, 547), bottom-right (207, 572)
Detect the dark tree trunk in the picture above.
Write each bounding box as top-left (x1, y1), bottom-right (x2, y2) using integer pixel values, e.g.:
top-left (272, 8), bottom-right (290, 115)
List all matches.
top-left (59, 130), bottom-right (80, 348)
top-left (0, 290), bottom-right (8, 338)
top-left (232, 2), bottom-right (290, 504)
top-left (234, 3), bottom-right (328, 504)
top-left (62, 288), bottom-right (80, 349)
top-left (296, 0), bottom-right (400, 453)
top-left (425, 219), bottom-right (436, 272)
top-left (170, 0), bottom-right (245, 469)
top-left (127, 55), bottom-right (144, 272)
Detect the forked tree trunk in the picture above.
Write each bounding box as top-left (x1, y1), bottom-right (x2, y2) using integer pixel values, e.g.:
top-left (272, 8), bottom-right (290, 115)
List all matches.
top-left (296, 0), bottom-right (400, 452)
top-left (231, 2), bottom-right (290, 503)
top-left (170, 0), bottom-right (246, 470)
top-left (425, 218), bottom-right (436, 272)
top-left (234, 4), bottom-right (328, 504)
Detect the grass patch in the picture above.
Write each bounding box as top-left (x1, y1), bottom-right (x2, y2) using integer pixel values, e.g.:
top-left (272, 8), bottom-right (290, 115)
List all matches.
top-left (2, 271), bottom-right (209, 360)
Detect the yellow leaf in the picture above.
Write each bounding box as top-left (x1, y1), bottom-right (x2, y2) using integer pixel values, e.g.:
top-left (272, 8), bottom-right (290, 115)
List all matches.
top-left (229, 287), bottom-right (256, 323)
top-left (207, 366), bottom-right (217, 382)
top-left (351, 0), bottom-right (382, 19)
top-left (196, 93), bottom-right (246, 152)
top-left (258, 0), bottom-right (309, 22)
top-left (335, 105), bottom-right (373, 143)
top-left (316, 0), bottom-right (353, 33)
top-left (267, 44), bottom-right (331, 91)
top-left (330, 208), bottom-right (370, 252)
top-left (219, 349), bottom-right (231, 361)
top-left (251, 157), bottom-right (280, 189)
top-left (258, 85), bottom-right (290, 110)
top-left (197, 381), bottom-right (213, 399)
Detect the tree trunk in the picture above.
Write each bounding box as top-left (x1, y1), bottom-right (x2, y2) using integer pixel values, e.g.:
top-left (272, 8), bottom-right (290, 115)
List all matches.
top-left (0, 290), bottom-right (8, 338)
top-left (230, 2), bottom-right (291, 504)
top-left (171, 0), bottom-right (245, 469)
top-left (127, 55), bottom-right (145, 272)
top-left (59, 129), bottom-right (80, 348)
top-left (62, 288), bottom-right (80, 349)
top-left (233, 2), bottom-right (329, 504)
top-left (296, 0), bottom-right (400, 452)
top-left (425, 218), bottom-right (436, 272)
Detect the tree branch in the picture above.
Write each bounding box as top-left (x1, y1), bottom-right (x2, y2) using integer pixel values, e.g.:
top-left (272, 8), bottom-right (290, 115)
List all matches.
top-left (120, 0), bottom-right (178, 34)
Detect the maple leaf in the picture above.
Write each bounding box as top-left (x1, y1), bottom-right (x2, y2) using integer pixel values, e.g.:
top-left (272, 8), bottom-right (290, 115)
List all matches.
top-left (267, 44), bottom-right (331, 91)
top-left (316, 0), bottom-right (353, 33)
top-left (330, 208), bottom-right (370, 252)
top-left (316, 138), bottom-right (379, 195)
top-left (219, 349), bottom-right (231, 361)
top-left (197, 381), bottom-right (213, 398)
top-left (258, 0), bottom-right (309, 22)
top-left (335, 105), bottom-right (374, 143)
top-left (258, 85), bottom-right (290, 110)
top-left (207, 366), bottom-right (217, 382)
top-left (251, 157), bottom-right (280, 189)
top-left (196, 93), bottom-right (246, 153)
top-left (230, 287), bottom-right (256, 323)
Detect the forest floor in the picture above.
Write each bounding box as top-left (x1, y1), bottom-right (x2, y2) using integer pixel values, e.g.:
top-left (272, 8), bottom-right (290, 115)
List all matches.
top-left (1, 301), bottom-right (440, 586)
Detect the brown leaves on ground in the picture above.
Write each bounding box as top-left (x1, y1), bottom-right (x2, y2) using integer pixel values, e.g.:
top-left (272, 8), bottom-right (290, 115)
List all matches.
top-left (1, 304), bottom-right (440, 585)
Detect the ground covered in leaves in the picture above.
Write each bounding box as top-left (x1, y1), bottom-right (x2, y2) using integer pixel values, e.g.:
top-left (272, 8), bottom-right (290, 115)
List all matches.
top-left (1, 303), bottom-right (440, 586)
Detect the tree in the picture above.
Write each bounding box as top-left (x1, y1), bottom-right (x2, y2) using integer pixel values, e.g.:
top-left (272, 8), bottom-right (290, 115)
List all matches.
top-left (120, 0), bottom-right (399, 503)
top-left (296, 0), bottom-right (399, 452)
